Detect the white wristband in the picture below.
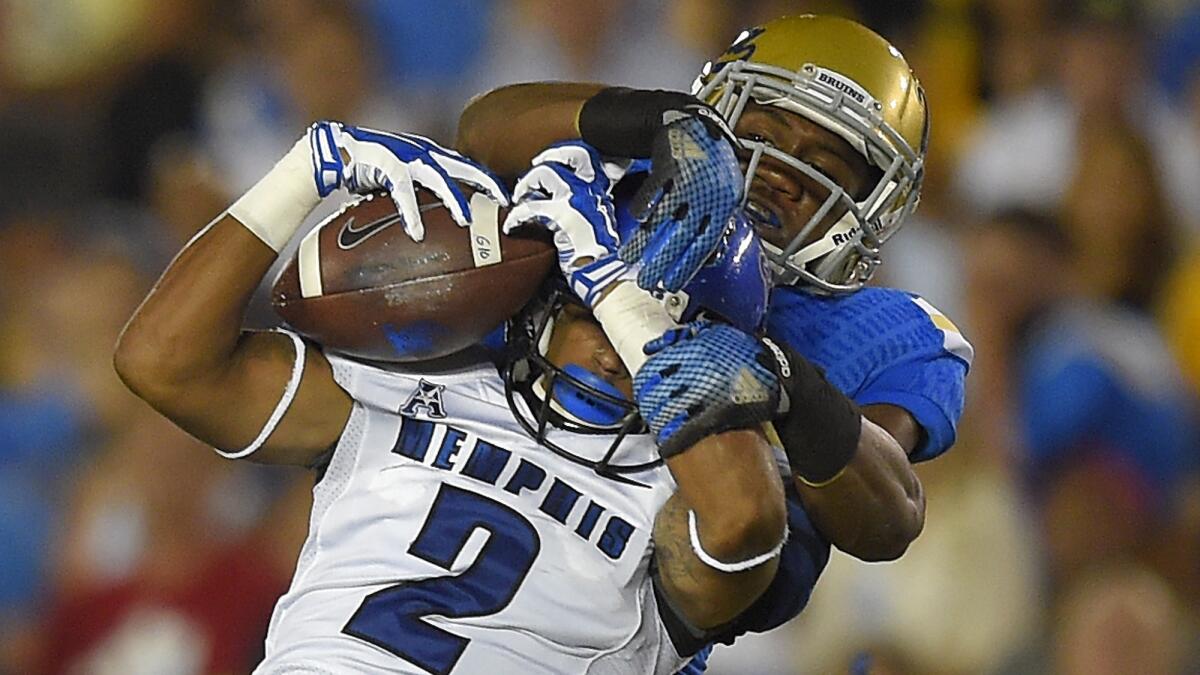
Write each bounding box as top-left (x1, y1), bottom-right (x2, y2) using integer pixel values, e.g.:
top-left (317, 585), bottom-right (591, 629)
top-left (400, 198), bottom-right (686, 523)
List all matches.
top-left (592, 282), bottom-right (679, 374)
top-left (227, 135), bottom-right (323, 252)
top-left (688, 510), bottom-right (786, 573)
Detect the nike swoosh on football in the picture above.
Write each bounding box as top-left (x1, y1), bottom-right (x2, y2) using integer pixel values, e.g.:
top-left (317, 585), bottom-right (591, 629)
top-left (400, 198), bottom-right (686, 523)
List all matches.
top-left (336, 213), bottom-right (404, 249)
top-left (335, 201), bottom-right (449, 249)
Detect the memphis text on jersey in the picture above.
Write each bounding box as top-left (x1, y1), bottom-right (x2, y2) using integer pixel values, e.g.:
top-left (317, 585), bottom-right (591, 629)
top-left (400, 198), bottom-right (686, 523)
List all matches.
top-left (391, 415), bottom-right (636, 561)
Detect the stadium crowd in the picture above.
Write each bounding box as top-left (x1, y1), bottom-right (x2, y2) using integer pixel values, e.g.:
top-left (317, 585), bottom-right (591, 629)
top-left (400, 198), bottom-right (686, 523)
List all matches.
top-left (0, 0), bottom-right (1198, 672)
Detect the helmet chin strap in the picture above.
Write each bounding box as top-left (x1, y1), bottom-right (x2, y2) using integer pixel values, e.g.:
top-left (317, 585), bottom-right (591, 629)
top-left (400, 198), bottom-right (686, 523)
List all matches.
top-left (786, 211), bottom-right (860, 263)
top-left (761, 210), bottom-right (859, 278)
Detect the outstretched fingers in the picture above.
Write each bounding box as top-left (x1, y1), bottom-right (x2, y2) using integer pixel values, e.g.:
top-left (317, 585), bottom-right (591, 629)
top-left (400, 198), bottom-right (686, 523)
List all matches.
top-left (434, 151), bottom-right (511, 208)
top-left (407, 159), bottom-right (473, 229)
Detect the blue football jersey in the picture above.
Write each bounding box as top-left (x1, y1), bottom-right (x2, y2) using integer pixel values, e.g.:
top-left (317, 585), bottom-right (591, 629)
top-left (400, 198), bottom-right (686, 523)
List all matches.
top-left (765, 285), bottom-right (972, 462)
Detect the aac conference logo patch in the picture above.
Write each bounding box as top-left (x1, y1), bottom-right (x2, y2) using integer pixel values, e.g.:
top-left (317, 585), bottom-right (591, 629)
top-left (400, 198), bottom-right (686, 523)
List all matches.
top-left (400, 379), bottom-right (447, 419)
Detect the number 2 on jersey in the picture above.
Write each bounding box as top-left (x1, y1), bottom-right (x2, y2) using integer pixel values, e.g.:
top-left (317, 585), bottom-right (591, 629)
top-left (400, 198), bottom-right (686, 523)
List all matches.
top-left (343, 484), bottom-right (541, 674)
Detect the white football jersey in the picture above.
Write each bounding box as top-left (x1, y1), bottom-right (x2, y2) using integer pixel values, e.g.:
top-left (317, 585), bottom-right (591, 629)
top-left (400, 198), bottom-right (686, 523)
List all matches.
top-left (255, 352), bottom-right (690, 675)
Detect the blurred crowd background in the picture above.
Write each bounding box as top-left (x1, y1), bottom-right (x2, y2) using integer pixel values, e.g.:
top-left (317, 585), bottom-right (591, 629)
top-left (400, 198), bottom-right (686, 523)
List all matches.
top-left (1, 0), bottom-right (1199, 673)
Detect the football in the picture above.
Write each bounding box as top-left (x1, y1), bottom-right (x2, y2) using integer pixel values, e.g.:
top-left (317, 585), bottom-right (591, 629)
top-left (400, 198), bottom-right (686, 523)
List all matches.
top-left (272, 190), bottom-right (555, 362)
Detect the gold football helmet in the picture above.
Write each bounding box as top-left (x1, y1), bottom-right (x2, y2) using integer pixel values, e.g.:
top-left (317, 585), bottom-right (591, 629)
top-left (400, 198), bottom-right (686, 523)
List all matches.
top-left (692, 14), bottom-right (929, 292)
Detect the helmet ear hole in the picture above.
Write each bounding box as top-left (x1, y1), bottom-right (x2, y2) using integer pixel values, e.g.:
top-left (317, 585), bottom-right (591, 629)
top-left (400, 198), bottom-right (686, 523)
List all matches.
top-left (858, 165), bottom-right (885, 201)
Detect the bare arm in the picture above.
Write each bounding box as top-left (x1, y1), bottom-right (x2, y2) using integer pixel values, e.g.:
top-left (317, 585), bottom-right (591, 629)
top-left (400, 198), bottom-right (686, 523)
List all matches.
top-left (458, 82), bottom-right (712, 179)
top-left (457, 83), bottom-right (603, 178)
top-left (793, 404), bottom-right (925, 561)
top-left (114, 213), bottom-right (352, 465)
top-left (653, 429), bottom-right (786, 630)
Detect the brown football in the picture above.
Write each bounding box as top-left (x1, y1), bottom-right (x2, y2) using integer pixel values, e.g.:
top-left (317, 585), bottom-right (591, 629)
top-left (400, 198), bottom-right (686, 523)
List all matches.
top-left (272, 190), bottom-right (555, 362)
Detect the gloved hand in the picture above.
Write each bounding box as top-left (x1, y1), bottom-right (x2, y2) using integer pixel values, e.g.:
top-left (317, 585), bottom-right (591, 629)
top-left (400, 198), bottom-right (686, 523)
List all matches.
top-left (634, 320), bottom-right (787, 458)
top-left (502, 141), bottom-right (634, 307)
top-left (309, 121), bottom-right (509, 241)
top-left (619, 114), bottom-right (744, 293)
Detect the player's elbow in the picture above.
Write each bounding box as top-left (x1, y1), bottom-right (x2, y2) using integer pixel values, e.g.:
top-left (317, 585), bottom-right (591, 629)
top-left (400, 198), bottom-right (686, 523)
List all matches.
top-left (113, 324), bottom-right (196, 404)
top-left (864, 521), bottom-right (922, 562)
top-left (113, 335), bottom-right (166, 403)
top-left (697, 484), bottom-right (788, 563)
top-left (880, 468), bottom-right (927, 560)
top-left (456, 87), bottom-right (506, 158)
top-left (857, 494), bottom-right (925, 562)
top-left (454, 107), bottom-right (483, 159)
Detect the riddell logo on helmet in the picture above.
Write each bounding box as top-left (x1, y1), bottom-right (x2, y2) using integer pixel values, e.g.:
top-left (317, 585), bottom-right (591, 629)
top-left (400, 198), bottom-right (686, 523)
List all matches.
top-left (816, 70), bottom-right (867, 105)
top-left (831, 226), bottom-right (861, 246)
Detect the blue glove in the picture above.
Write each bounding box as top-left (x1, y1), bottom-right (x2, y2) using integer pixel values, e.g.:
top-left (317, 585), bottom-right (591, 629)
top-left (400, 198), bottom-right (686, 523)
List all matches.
top-left (634, 320), bottom-right (784, 458)
top-left (309, 121), bottom-right (509, 241)
top-left (619, 115), bottom-right (744, 293)
top-left (503, 141), bottom-right (634, 307)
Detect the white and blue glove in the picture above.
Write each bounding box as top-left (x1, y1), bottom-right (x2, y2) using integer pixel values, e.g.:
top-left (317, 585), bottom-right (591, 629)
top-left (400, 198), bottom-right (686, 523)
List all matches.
top-left (310, 121), bottom-right (510, 240)
top-left (502, 141), bottom-right (634, 307)
top-left (634, 320), bottom-right (785, 458)
top-left (619, 115), bottom-right (744, 293)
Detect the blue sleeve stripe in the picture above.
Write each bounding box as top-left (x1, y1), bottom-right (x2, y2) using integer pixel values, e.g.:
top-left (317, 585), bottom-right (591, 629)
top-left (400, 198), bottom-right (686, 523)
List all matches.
top-left (855, 389), bottom-right (957, 463)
